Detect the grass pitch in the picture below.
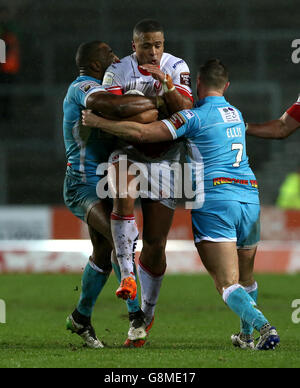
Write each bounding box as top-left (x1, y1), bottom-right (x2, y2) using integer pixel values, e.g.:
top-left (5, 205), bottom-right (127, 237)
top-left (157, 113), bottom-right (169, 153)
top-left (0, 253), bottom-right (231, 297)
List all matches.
top-left (0, 273), bottom-right (299, 368)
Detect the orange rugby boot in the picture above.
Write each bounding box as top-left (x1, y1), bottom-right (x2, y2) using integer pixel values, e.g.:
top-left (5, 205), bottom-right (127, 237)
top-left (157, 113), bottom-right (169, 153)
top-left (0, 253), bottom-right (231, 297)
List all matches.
top-left (116, 276), bottom-right (137, 301)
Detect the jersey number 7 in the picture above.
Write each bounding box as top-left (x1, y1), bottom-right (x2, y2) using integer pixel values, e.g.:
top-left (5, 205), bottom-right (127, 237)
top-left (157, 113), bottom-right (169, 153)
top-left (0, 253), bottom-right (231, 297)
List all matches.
top-left (232, 143), bottom-right (243, 168)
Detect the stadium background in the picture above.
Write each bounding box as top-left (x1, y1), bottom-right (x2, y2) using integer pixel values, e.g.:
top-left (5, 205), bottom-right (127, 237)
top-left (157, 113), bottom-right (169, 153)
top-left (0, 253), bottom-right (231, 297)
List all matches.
top-left (0, 0), bottom-right (300, 369)
top-left (0, 0), bottom-right (299, 269)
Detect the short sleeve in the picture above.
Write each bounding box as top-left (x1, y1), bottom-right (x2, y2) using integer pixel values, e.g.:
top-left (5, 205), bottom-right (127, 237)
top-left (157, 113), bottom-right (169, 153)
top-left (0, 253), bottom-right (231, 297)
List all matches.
top-left (170, 60), bottom-right (193, 101)
top-left (162, 109), bottom-right (198, 139)
top-left (102, 64), bottom-right (124, 95)
top-left (73, 80), bottom-right (106, 107)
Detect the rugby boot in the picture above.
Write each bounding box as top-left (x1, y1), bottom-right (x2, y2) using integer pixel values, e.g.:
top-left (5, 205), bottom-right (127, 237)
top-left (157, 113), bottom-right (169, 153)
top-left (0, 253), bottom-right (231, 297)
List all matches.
top-left (124, 311), bottom-right (155, 348)
top-left (231, 332), bottom-right (255, 349)
top-left (66, 313), bottom-right (104, 349)
top-left (116, 276), bottom-right (137, 301)
top-left (255, 325), bottom-right (280, 350)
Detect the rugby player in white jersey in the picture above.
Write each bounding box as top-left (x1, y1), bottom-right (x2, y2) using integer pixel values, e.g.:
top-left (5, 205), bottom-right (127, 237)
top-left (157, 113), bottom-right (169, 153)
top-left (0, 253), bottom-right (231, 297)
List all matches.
top-left (102, 19), bottom-right (193, 347)
top-left (246, 95), bottom-right (300, 138)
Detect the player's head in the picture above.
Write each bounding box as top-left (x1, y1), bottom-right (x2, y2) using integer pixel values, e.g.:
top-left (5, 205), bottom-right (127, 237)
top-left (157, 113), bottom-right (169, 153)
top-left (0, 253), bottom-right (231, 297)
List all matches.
top-left (132, 19), bottom-right (165, 66)
top-left (197, 59), bottom-right (230, 99)
top-left (75, 41), bottom-right (119, 79)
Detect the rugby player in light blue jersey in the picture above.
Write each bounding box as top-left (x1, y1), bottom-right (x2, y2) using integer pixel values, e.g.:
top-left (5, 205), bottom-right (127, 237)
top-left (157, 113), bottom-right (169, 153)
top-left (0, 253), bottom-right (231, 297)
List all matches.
top-left (82, 59), bottom-right (280, 351)
top-left (64, 41), bottom-right (158, 348)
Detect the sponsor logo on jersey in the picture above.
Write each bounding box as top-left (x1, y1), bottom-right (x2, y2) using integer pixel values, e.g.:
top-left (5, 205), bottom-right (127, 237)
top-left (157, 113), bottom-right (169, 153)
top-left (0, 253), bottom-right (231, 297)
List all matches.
top-left (79, 81), bottom-right (102, 94)
top-left (180, 72), bottom-right (191, 87)
top-left (183, 110), bottom-right (195, 120)
top-left (103, 72), bottom-right (115, 87)
top-left (172, 59), bottom-right (184, 69)
top-left (218, 107), bottom-right (241, 123)
top-left (168, 112), bottom-right (186, 130)
top-left (213, 177), bottom-right (251, 186)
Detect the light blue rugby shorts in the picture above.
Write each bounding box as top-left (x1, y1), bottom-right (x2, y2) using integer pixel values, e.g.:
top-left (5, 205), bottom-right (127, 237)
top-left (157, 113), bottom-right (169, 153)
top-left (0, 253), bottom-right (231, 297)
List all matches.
top-left (191, 201), bottom-right (260, 248)
top-left (63, 173), bottom-right (111, 222)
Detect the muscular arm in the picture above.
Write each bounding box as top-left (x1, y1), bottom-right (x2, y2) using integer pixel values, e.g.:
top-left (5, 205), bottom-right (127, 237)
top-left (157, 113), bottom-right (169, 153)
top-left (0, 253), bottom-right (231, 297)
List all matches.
top-left (140, 64), bottom-right (193, 114)
top-left (247, 113), bottom-right (299, 139)
top-left (163, 88), bottom-right (193, 114)
top-left (86, 91), bottom-right (157, 119)
top-left (82, 110), bottom-right (172, 143)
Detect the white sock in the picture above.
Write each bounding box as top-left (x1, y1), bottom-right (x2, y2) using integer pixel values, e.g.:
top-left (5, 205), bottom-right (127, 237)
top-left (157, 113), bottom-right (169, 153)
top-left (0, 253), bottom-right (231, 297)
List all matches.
top-left (138, 262), bottom-right (165, 325)
top-left (111, 212), bottom-right (139, 280)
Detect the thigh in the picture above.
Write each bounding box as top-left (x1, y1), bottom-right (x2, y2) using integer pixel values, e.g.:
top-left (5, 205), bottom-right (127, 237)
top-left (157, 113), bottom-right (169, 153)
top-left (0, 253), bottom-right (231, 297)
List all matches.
top-left (237, 203), bottom-right (260, 249)
top-left (191, 202), bottom-right (239, 244)
top-left (196, 241), bottom-right (239, 294)
top-left (64, 174), bottom-right (101, 222)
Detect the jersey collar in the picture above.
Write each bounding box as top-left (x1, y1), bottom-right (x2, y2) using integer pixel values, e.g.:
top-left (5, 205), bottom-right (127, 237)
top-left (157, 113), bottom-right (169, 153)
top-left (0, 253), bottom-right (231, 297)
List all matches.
top-left (195, 96), bottom-right (227, 107)
top-left (76, 75), bottom-right (102, 85)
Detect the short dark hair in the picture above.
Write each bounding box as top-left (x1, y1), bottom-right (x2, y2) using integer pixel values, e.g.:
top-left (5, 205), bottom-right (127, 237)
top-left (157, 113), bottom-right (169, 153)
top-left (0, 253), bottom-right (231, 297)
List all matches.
top-left (133, 19), bottom-right (164, 38)
top-left (198, 59), bottom-right (229, 89)
top-left (75, 41), bottom-right (103, 68)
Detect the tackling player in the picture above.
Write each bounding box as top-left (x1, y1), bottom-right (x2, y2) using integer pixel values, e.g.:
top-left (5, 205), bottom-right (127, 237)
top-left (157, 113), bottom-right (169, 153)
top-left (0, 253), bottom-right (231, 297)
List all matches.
top-left (82, 59), bottom-right (280, 351)
top-left (63, 40), bottom-right (158, 348)
top-left (102, 19), bottom-right (193, 347)
top-left (246, 96), bottom-right (300, 138)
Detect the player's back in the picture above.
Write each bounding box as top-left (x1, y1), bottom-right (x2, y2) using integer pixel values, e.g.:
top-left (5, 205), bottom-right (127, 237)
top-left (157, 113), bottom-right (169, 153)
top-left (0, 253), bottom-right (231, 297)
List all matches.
top-left (63, 76), bottom-right (116, 184)
top-left (164, 96), bottom-right (259, 205)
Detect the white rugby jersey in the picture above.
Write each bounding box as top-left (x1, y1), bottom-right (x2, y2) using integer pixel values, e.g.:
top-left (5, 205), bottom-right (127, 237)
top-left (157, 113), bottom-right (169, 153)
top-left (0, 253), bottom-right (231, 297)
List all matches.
top-left (103, 52), bottom-right (193, 101)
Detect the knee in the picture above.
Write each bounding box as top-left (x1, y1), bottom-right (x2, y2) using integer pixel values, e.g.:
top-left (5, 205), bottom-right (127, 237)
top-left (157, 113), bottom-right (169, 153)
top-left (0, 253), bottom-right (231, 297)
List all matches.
top-left (143, 236), bottom-right (167, 257)
top-left (90, 252), bottom-right (112, 273)
top-left (113, 198), bottom-right (135, 217)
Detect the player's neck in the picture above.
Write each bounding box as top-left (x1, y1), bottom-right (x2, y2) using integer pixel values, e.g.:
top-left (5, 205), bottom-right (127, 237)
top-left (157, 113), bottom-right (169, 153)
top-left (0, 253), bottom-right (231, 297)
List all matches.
top-left (79, 69), bottom-right (102, 81)
top-left (198, 91), bottom-right (224, 99)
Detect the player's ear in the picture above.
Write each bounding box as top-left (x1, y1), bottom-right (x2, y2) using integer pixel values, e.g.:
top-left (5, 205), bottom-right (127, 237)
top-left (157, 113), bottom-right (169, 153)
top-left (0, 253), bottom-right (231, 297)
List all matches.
top-left (223, 81), bottom-right (230, 94)
top-left (132, 41), bottom-right (136, 52)
top-left (90, 61), bottom-right (101, 73)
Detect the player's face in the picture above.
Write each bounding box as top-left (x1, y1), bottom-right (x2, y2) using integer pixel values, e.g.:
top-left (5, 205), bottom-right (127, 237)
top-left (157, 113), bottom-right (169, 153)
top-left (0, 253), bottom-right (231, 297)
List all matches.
top-left (98, 43), bottom-right (119, 72)
top-left (133, 31), bottom-right (165, 66)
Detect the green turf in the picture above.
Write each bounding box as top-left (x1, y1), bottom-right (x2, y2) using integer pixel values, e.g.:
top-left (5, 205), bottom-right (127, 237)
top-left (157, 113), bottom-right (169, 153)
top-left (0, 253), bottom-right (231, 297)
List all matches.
top-left (0, 273), bottom-right (299, 368)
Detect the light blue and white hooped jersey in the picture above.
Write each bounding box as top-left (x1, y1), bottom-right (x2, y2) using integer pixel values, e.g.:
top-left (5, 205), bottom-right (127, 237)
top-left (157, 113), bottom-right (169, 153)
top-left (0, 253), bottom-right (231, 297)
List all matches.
top-left (63, 76), bottom-right (116, 184)
top-left (162, 96), bottom-right (259, 208)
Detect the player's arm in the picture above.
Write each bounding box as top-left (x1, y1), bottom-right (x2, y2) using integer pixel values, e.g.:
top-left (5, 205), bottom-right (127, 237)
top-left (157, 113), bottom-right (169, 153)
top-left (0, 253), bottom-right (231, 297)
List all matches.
top-left (82, 109), bottom-right (172, 143)
top-left (86, 91), bottom-right (158, 119)
top-left (125, 109), bottom-right (159, 124)
top-left (247, 113), bottom-right (299, 139)
top-left (140, 64), bottom-right (193, 114)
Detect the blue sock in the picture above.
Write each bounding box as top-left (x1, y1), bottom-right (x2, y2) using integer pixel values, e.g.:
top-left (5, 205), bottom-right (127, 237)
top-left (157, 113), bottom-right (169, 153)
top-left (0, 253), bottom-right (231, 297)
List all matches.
top-left (77, 261), bottom-right (110, 317)
top-left (112, 261), bottom-right (141, 313)
top-left (223, 284), bottom-right (268, 332)
top-left (241, 282), bottom-right (258, 335)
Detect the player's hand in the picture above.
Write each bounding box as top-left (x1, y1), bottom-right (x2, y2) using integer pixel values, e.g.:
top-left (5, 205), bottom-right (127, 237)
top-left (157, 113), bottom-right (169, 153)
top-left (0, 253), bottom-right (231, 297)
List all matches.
top-left (140, 64), bottom-right (166, 83)
top-left (82, 109), bottom-right (101, 127)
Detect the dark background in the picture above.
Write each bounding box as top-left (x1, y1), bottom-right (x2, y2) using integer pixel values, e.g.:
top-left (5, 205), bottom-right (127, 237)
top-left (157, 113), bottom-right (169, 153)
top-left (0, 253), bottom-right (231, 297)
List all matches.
top-left (1, 0), bottom-right (299, 205)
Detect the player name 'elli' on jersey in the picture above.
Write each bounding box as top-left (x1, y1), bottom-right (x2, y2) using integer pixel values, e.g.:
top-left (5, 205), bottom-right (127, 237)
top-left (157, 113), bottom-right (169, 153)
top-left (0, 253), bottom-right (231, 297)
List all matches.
top-left (102, 52), bottom-right (193, 101)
